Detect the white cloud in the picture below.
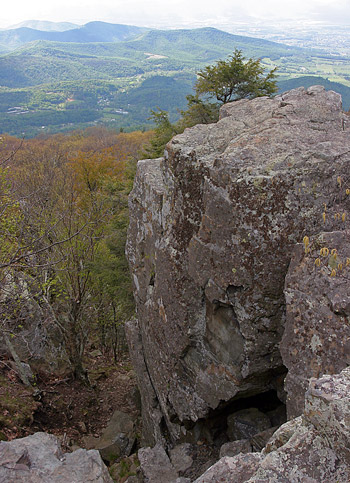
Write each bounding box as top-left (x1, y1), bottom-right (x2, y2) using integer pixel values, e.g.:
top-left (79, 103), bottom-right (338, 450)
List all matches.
top-left (1, 0), bottom-right (350, 28)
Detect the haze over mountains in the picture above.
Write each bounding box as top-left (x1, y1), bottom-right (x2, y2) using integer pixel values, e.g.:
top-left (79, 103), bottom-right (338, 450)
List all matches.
top-left (0, 22), bottom-right (149, 52)
top-left (0, 20), bottom-right (350, 137)
top-left (3, 20), bottom-right (79, 32)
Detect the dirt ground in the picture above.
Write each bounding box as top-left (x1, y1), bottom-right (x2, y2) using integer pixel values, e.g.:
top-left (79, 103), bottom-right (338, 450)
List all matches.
top-left (0, 351), bottom-right (140, 448)
top-left (0, 352), bottom-right (228, 481)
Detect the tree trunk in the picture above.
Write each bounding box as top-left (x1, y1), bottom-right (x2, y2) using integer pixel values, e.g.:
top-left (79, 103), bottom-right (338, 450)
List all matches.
top-left (63, 318), bottom-right (89, 384)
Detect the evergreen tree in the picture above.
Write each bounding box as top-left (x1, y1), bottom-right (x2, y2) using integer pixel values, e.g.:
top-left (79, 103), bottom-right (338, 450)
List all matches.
top-left (145, 51), bottom-right (277, 158)
top-left (195, 49), bottom-right (277, 104)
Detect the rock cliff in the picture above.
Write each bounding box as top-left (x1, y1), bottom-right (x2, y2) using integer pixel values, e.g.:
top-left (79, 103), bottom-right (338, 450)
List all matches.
top-left (126, 86), bottom-right (350, 447)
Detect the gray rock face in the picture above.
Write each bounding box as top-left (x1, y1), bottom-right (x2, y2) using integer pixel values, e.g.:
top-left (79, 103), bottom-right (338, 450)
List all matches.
top-left (304, 369), bottom-right (350, 465)
top-left (125, 317), bottom-right (165, 447)
top-left (281, 230), bottom-right (350, 418)
top-left (138, 444), bottom-right (178, 483)
top-left (0, 432), bottom-right (113, 483)
top-left (194, 454), bottom-right (263, 483)
top-left (126, 86), bottom-right (350, 444)
top-left (195, 367), bottom-right (350, 482)
top-left (169, 443), bottom-right (193, 473)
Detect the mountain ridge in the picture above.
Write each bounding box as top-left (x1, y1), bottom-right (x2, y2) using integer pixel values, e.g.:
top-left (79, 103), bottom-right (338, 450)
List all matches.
top-left (0, 27), bottom-right (324, 89)
top-left (0, 21), bottom-right (149, 52)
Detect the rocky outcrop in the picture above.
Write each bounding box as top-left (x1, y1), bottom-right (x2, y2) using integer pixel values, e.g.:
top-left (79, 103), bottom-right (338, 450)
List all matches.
top-left (281, 230), bottom-right (350, 418)
top-left (126, 86), bottom-right (350, 445)
top-left (195, 367), bottom-right (350, 482)
top-left (0, 273), bottom-right (67, 373)
top-left (127, 368), bottom-right (350, 482)
top-left (0, 432), bottom-right (113, 482)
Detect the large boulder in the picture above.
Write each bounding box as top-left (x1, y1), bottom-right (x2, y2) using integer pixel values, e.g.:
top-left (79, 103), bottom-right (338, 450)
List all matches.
top-left (0, 272), bottom-right (67, 372)
top-left (281, 230), bottom-right (350, 418)
top-left (126, 86), bottom-right (350, 444)
top-left (194, 454), bottom-right (263, 483)
top-left (0, 432), bottom-right (113, 482)
top-left (219, 440), bottom-right (252, 458)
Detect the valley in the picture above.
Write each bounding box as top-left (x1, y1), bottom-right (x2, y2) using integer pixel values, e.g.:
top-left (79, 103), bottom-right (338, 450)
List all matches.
top-left (1, 23), bottom-right (350, 136)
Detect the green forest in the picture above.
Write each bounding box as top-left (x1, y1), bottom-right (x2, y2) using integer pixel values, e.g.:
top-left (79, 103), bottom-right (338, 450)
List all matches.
top-left (1, 26), bottom-right (350, 137)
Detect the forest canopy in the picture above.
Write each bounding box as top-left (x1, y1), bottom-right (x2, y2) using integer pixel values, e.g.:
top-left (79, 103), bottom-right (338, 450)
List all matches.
top-left (0, 127), bottom-right (152, 380)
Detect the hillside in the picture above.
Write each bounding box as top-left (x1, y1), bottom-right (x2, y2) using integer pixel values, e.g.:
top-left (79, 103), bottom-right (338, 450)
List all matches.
top-left (0, 27), bottom-right (308, 88)
top-left (0, 25), bottom-right (350, 136)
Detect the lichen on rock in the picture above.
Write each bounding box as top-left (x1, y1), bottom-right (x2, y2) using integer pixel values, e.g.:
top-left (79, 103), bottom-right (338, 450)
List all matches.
top-left (282, 230), bottom-right (350, 418)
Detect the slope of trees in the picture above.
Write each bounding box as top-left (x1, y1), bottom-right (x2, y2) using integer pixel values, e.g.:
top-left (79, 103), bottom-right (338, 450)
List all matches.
top-left (0, 127), bottom-right (152, 381)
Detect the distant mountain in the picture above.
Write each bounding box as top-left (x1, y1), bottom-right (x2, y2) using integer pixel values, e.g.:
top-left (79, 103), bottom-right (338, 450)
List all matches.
top-left (0, 27), bottom-right (310, 88)
top-left (6, 20), bottom-right (78, 32)
top-left (129, 27), bottom-right (303, 61)
top-left (0, 22), bottom-right (149, 51)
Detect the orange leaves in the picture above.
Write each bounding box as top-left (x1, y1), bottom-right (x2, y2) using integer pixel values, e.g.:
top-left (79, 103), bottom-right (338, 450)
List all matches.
top-left (3, 127), bottom-right (151, 201)
top-left (68, 148), bottom-right (123, 196)
top-left (0, 127), bottom-right (152, 271)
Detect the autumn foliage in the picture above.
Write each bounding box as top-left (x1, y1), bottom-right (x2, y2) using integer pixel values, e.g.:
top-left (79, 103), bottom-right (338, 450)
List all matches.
top-left (0, 127), bottom-right (152, 380)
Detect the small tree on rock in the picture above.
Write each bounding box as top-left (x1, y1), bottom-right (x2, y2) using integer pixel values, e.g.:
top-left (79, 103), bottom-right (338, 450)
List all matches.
top-left (194, 49), bottom-right (277, 104)
top-left (145, 50), bottom-right (277, 158)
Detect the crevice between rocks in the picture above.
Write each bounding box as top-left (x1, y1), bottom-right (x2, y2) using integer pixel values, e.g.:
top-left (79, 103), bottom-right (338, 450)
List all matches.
top-left (176, 388), bottom-right (287, 447)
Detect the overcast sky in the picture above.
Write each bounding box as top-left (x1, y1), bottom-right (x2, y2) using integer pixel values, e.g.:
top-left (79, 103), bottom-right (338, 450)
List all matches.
top-left (1, 0), bottom-right (349, 29)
